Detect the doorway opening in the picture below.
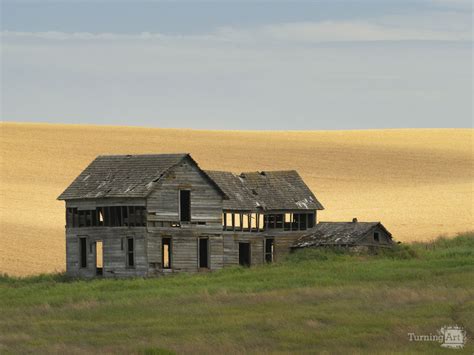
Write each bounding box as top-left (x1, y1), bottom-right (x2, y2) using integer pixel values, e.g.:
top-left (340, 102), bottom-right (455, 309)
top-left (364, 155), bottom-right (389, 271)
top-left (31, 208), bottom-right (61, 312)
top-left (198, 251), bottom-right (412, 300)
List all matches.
top-left (239, 242), bottom-right (251, 267)
top-left (199, 238), bottom-right (209, 268)
top-left (79, 237), bottom-right (87, 268)
top-left (95, 240), bottom-right (103, 276)
top-left (162, 238), bottom-right (171, 269)
top-left (265, 238), bottom-right (274, 263)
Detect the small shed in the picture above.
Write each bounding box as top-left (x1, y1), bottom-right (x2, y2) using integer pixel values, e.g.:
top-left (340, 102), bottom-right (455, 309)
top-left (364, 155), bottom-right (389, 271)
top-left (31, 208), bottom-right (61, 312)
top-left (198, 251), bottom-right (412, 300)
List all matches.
top-left (292, 220), bottom-right (393, 251)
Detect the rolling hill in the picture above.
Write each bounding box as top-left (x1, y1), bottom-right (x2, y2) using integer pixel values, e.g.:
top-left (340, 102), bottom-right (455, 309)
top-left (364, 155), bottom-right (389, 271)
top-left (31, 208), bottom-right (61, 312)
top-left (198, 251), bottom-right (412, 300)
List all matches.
top-left (0, 122), bottom-right (472, 276)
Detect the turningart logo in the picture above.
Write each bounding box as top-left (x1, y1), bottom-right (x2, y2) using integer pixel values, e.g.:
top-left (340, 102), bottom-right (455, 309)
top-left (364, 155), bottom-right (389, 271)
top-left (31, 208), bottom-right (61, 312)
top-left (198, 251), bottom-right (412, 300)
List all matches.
top-left (408, 325), bottom-right (467, 349)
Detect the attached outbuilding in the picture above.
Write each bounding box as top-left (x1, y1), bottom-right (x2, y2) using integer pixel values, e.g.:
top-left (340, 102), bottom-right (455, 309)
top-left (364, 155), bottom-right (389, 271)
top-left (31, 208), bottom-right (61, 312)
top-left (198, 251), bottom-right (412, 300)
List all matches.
top-left (292, 219), bottom-right (394, 252)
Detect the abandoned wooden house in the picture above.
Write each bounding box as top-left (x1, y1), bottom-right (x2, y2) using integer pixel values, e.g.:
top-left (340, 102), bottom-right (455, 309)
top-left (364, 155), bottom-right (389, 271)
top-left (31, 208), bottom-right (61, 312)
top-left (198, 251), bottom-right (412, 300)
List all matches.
top-left (58, 153), bottom-right (324, 277)
top-left (292, 219), bottom-right (393, 252)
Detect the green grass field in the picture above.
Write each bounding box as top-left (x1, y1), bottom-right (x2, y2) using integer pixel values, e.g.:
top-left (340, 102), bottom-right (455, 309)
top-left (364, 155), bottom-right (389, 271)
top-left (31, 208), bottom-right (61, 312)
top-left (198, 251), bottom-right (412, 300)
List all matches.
top-left (1, 234), bottom-right (473, 354)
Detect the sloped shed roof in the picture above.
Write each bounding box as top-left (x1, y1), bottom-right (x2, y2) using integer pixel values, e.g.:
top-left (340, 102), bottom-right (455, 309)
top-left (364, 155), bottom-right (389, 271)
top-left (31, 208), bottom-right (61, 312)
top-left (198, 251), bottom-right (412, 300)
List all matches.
top-left (58, 154), bottom-right (225, 200)
top-left (206, 170), bottom-right (324, 211)
top-left (293, 222), bottom-right (391, 248)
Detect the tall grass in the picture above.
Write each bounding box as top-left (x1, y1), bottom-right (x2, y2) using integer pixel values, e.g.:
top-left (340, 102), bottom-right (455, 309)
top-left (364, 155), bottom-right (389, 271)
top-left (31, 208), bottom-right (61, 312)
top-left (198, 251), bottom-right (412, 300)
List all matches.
top-left (0, 233), bottom-right (472, 354)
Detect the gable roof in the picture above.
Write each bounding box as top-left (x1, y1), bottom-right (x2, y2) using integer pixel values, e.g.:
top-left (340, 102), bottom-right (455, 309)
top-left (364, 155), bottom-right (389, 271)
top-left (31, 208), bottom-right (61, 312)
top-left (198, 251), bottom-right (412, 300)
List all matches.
top-left (205, 170), bottom-right (324, 211)
top-left (292, 222), bottom-right (391, 248)
top-left (58, 154), bottom-right (226, 200)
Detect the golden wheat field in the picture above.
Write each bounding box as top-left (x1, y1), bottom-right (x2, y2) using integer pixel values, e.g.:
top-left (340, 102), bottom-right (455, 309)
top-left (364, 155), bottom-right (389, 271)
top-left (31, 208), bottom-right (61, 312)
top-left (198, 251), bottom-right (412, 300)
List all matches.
top-left (0, 122), bottom-right (472, 276)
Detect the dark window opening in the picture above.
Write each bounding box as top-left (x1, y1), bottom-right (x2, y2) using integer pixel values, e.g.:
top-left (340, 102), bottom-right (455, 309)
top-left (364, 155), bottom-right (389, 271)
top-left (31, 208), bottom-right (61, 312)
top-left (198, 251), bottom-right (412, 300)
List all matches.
top-left (275, 214), bottom-right (284, 229)
top-left (66, 208), bottom-right (74, 227)
top-left (78, 210), bottom-right (85, 227)
top-left (266, 214), bottom-right (275, 229)
top-left (239, 242), bottom-right (251, 267)
top-left (66, 206), bottom-right (145, 228)
top-left (104, 207), bottom-right (111, 227)
top-left (127, 238), bottom-right (134, 267)
top-left (374, 232), bottom-right (380, 242)
top-left (128, 206), bottom-right (135, 226)
top-left (199, 238), bottom-right (209, 268)
top-left (265, 239), bottom-right (274, 263)
top-left (79, 237), bottom-right (87, 268)
top-left (300, 213), bottom-right (307, 231)
top-left (162, 238), bottom-right (171, 269)
top-left (292, 213), bottom-right (299, 230)
top-left (308, 213), bottom-right (315, 229)
top-left (73, 208), bottom-right (78, 227)
top-left (180, 190), bottom-right (191, 222)
top-left (85, 210), bottom-right (92, 227)
top-left (91, 209), bottom-right (97, 227)
top-left (264, 212), bottom-right (315, 231)
top-left (121, 206), bottom-right (128, 226)
top-left (135, 207), bottom-right (145, 227)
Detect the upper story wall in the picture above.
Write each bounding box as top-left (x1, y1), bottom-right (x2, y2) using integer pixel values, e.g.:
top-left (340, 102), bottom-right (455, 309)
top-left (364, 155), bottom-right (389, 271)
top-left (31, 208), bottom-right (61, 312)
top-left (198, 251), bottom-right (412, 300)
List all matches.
top-left (146, 158), bottom-right (223, 228)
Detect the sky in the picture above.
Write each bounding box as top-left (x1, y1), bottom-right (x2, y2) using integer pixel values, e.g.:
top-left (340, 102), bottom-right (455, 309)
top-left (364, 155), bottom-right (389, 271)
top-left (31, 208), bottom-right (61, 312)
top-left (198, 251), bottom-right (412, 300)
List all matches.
top-left (1, 0), bottom-right (472, 130)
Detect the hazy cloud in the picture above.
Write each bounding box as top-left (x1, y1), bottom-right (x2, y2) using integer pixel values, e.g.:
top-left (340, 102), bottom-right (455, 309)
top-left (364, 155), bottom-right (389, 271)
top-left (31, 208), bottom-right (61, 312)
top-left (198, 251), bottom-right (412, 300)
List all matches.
top-left (3, 15), bottom-right (472, 42)
top-left (1, 11), bottom-right (472, 129)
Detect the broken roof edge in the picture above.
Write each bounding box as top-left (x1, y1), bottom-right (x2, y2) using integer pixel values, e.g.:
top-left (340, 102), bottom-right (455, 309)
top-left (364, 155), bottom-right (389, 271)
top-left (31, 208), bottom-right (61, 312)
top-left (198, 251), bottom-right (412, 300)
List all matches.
top-left (255, 169), bottom-right (325, 211)
top-left (206, 169), bottom-right (324, 211)
top-left (56, 155), bottom-right (105, 201)
top-left (56, 153), bottom-right (188, 201)
top-left (58, 153), bottom-right (229, 201)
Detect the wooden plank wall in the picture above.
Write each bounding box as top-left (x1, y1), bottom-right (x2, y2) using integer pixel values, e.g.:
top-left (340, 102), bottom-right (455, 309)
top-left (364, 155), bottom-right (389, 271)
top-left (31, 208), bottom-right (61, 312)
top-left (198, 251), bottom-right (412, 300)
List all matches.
top-left (359, 226), bottom-right (393, 247)
top-left (146, 158), bottom-right (223, 227)
top-left (147, 231), bottom-right (224, 273)
top-left (66, 227), bottom-right (148, 278)
top-left (222, 233), bottom-right (265, 267)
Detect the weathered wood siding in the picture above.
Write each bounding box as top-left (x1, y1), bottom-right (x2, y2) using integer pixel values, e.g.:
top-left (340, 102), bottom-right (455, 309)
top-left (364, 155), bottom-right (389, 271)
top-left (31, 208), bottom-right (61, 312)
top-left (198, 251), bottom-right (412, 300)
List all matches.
top-left (222, 233), bottom-right (265, 266)
top-left (360, 226), bottom-right (393, 247)
top-left (147, 231), bottom-right (224, 273)
top-left (66, 227), bottom-right (147, 277)
top-left (146, 158), bottom-right (223, 227)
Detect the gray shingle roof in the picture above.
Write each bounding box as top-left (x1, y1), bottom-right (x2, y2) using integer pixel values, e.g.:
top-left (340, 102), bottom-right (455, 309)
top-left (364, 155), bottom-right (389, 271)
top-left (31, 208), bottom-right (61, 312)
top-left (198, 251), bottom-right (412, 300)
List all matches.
top-left (58, 153), bottom-right (322, 211)
top-left (206, 170), bottom-right (324, 211)
top-left (58, 154), bottom-right (208, 200)
top-left (292, 222), bottom-right (390, 248)
top-left (205, 171), bottom-right (258, 210)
